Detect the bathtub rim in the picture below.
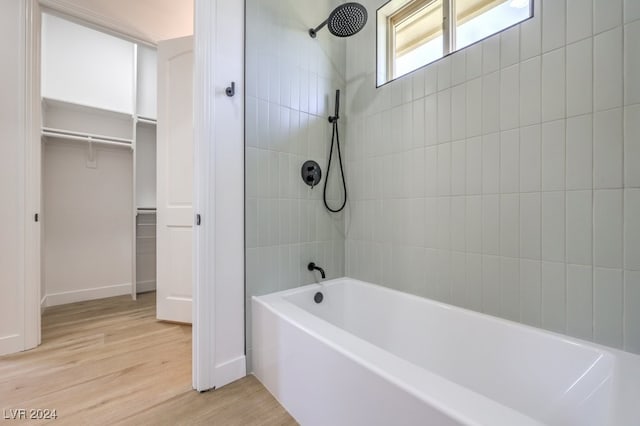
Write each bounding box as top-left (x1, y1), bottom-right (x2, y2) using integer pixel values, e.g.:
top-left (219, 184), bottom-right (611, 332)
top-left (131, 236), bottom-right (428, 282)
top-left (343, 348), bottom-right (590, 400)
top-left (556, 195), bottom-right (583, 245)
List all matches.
top-left (256, 277), bottom-right (640, 363)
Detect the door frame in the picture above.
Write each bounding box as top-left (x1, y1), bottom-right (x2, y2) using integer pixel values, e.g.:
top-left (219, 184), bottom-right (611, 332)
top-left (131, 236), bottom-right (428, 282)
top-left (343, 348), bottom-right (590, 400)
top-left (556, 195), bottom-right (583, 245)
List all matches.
top-left (193, 0), bottom-right (246, 391)
top-left (23, 0), bottom-right (246, 392)
top-left (24, 0), bottom-right (42, 352)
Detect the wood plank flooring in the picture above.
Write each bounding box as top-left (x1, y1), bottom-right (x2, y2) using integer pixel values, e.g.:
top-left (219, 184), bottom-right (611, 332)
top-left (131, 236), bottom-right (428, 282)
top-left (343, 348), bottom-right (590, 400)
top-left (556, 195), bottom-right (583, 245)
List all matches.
top-left (0, 293), bottom-right (296, 425)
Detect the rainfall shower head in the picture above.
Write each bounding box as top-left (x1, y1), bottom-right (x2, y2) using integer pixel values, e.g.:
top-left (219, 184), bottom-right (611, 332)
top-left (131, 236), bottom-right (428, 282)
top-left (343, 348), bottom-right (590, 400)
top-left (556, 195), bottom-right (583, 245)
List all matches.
top-left (309, 2), bottom-right (368, 38)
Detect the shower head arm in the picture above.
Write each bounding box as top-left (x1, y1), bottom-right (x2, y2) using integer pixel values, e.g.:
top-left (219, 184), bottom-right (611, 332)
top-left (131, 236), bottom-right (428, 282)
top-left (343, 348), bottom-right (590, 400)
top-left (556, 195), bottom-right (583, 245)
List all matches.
top-left (309, 19), bottom-right (328, 38)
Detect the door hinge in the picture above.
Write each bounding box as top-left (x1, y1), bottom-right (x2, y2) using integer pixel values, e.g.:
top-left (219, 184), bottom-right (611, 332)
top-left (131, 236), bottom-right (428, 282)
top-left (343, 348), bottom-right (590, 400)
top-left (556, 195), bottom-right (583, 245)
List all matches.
top-left (196, 214), bottom-right (201, 226)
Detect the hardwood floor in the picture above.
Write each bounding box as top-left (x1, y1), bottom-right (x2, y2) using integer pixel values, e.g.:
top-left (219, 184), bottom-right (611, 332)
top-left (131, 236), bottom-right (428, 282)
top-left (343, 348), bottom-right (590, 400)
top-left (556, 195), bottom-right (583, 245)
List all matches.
top-left (0, 293), bottom-right (296, 425)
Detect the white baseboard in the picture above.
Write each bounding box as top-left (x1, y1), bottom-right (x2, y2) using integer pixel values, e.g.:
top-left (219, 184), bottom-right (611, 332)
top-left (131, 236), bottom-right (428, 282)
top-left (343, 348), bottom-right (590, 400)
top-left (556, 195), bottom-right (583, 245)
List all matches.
top-left (215, 355), bottom-right (247, 389)
top-left (41, 295), bottom-right (48, 312)
top-left (0, 334), bottom-right (23, 356)
top-left (136, 280), bottom-right (156, 294)
top-left (44, 283), bottom-right (131, 307)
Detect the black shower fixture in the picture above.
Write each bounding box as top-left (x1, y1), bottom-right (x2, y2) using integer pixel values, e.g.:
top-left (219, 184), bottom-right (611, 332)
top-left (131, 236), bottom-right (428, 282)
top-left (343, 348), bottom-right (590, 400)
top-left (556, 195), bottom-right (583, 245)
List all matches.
top-left (309, 2), bottom-right (368, 38)
top-left (301, 160), bottom-right (322, 187)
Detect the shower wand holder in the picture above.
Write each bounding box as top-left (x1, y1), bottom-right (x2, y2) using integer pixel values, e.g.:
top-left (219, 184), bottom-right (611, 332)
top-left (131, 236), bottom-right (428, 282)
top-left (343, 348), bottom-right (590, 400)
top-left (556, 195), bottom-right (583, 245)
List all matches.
top-left (328, 89), bottom-right (340, 123)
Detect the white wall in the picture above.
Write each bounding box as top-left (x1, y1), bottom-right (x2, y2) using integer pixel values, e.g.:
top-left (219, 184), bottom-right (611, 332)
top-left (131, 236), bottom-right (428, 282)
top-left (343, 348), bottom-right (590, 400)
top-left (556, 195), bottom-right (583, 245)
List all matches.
top-left (0, 0), bottom-right (26, 356)
top-left (137, 45), bottom-right (158, 119)
top-left (244, 0), bottom-right (348, 370)
top-left (41, 12), bottom-right (135, 114)
top-left (43, 141), bottom-right (133, 306)
top-left (136, 123), bottom-right (157, 207)
top-left (345, 0), bottom-right (640, 353)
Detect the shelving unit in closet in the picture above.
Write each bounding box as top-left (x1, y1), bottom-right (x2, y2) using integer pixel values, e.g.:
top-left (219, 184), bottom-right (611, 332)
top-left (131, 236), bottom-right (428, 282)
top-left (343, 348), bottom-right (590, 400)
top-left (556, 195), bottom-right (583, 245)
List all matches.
top-left (40, 12), bottom-right (158, 306)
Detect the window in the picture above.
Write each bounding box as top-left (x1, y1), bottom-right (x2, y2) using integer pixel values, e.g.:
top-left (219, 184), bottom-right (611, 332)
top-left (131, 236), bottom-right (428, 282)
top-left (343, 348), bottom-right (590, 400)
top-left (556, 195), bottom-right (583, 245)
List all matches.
top-left (377, 0), bottom-right (533, 85)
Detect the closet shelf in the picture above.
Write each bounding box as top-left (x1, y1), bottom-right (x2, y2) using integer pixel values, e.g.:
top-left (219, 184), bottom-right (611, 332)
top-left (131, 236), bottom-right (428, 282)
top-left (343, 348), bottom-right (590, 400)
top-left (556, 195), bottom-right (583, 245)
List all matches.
top-left (136, 209), bottom-right (157, 215)
top-left (136, 117), bottom-right (157, 126)
top-left (42, 97), bottom-right (134, 121)
top-left (42, 127), bottom-right (134, 149)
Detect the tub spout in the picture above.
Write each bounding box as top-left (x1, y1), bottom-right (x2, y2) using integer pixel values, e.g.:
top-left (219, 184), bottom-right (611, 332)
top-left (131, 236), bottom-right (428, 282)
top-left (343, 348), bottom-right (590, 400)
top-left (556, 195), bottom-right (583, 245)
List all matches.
top-left (307, 262), bottom-right (326, 279)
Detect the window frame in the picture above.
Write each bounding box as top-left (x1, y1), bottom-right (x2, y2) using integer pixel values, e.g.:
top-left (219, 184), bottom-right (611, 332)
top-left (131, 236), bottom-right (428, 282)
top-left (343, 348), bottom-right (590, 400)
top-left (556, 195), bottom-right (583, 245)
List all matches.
top-left (385, 0), bottom-right (449, 80)
top-left (376, 0), bottom-right (534, 87)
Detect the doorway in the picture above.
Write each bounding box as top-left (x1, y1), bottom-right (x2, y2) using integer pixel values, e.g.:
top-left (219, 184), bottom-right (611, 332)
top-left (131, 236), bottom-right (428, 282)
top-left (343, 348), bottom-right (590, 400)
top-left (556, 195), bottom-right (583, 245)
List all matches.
top-left (22, 0), bottom-right (246, 392)
top-left (37, 1), bottom-right (195, 385)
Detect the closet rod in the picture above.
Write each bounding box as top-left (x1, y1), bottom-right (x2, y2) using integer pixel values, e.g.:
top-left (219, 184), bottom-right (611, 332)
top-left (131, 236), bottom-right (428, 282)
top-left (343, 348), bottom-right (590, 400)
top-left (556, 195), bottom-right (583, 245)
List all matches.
top-left (42, 131), bottom-right (133, 149)
top-left (42, 128), bottom-right (134, 149)
top-left (43, 126), bottom-right (134, 144)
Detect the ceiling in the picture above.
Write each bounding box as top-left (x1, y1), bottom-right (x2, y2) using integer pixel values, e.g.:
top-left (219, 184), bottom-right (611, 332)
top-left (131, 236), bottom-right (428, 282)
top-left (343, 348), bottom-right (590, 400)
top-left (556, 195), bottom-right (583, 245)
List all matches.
top-left (41, 0), bottom-right (194, 43)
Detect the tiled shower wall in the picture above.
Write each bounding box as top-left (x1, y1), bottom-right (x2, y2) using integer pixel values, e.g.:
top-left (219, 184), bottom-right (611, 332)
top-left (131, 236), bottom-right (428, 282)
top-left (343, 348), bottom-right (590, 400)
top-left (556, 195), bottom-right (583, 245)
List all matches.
top-left (245, 0), bottom-right (347, 367)
top-left (344, 0), bottom-right (640, 353)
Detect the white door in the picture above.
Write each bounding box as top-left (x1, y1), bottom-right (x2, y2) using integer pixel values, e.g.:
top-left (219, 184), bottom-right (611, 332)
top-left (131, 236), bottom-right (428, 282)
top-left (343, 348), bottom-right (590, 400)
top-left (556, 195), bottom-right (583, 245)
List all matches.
top-left (156, 36), bottom-right (194, 323)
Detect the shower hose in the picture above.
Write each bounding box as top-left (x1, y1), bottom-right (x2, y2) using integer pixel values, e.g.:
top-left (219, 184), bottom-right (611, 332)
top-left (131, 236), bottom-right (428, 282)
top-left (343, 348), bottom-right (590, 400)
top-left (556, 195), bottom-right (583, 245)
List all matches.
top-left (323, 114), bottom-right (348, 213)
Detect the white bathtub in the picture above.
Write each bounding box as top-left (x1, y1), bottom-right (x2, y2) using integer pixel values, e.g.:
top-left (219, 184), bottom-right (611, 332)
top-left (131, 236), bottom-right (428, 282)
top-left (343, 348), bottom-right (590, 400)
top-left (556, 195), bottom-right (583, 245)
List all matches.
top-left (252, 278), bottom-right (640, 426)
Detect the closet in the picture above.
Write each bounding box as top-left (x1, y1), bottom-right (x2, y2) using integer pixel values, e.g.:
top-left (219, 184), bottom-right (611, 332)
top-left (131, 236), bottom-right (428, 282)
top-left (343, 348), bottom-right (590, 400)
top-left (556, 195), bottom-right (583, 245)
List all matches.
top-left (41, 13), bottom-right (158, 306)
